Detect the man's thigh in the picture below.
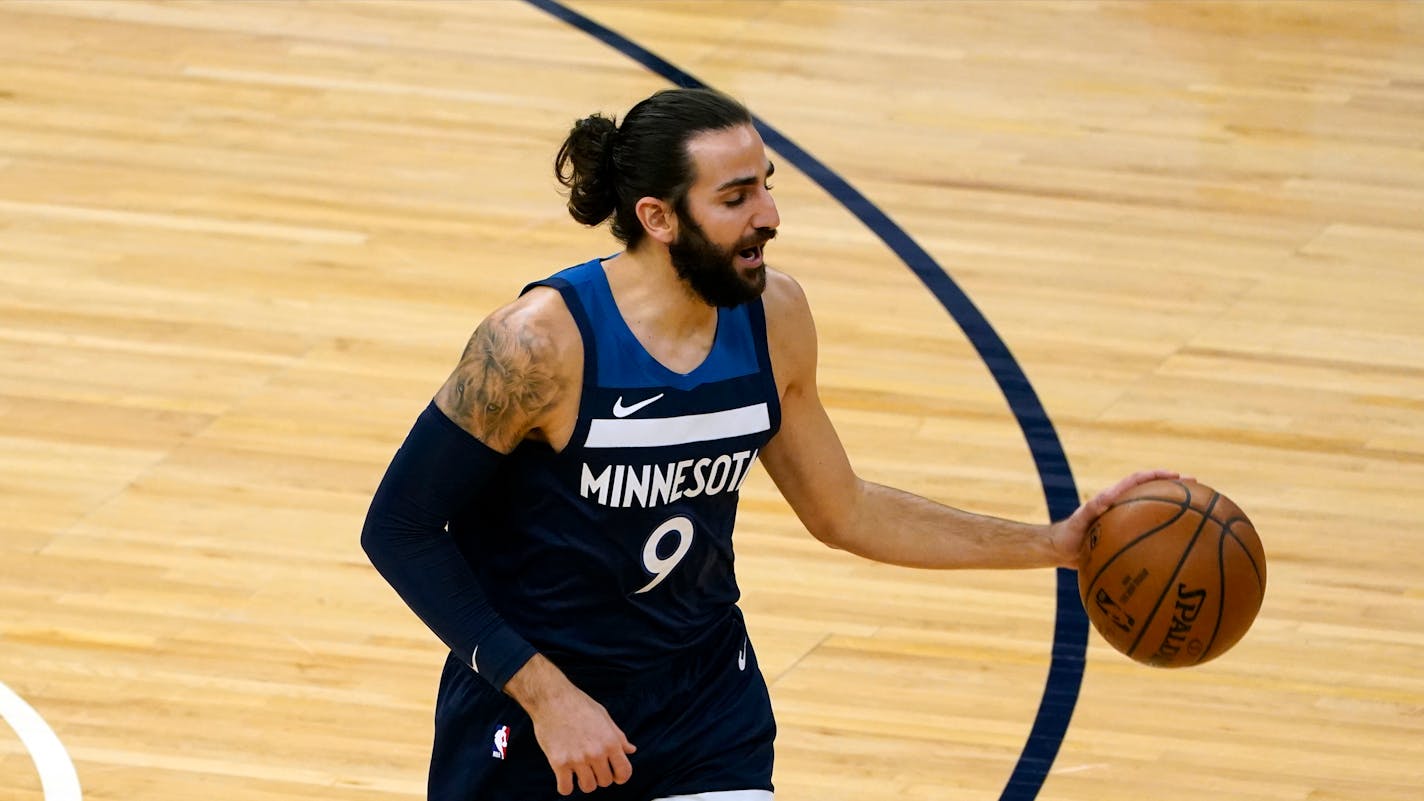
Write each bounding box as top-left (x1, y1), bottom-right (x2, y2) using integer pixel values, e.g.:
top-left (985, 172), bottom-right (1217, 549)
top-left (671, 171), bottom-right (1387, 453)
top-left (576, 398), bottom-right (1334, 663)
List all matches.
top-left (633, 635), bottom-right (776, 800)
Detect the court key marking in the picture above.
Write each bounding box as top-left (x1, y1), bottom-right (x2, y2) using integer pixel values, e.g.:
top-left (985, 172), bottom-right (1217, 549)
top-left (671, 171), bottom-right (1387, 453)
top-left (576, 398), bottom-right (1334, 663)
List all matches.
top-left (0, 679), bottom-right (82, 801)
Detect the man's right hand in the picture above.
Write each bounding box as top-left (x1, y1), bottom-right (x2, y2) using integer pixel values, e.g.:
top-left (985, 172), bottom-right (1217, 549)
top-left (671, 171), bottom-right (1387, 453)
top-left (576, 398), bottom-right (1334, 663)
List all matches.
top-left (503, 654), bottom-right (637, 796)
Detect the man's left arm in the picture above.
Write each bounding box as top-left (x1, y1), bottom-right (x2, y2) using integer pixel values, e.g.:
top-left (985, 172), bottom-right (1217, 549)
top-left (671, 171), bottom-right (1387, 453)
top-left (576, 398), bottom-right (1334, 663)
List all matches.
top-left (757, 272), bottom-right (1173, 569)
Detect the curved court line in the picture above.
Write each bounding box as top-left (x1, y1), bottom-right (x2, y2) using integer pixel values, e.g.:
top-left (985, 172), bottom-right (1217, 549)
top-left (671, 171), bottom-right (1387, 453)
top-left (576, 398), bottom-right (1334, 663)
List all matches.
top-left (524, 2), bottom-right (1087, 797)
top-left (0, 679), bottom-right (82, 801)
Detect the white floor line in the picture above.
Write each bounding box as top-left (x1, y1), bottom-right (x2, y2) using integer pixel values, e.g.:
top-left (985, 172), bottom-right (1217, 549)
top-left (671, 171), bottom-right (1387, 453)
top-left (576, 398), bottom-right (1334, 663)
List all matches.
top-left (0, 680), bottom-right (82, 801)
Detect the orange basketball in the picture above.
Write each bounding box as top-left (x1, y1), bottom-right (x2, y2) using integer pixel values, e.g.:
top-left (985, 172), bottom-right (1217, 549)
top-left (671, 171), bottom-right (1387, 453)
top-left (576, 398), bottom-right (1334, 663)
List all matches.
top-left (1078, 479), bottom-right (1266, 667)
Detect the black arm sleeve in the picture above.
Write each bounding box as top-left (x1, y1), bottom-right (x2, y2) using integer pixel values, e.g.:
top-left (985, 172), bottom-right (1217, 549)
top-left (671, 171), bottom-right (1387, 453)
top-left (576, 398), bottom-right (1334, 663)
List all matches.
top-left (360, 401), bottom-right (537, 691)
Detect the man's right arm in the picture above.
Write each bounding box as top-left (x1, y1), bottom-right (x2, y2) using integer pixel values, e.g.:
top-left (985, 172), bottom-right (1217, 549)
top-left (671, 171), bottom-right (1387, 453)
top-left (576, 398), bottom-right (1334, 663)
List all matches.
top-left (432, 299), bottom-right (569, 453)
top-left (361, 293), bottom-right (635, 796)
top-left (362, 299), bottom-right (569, 688)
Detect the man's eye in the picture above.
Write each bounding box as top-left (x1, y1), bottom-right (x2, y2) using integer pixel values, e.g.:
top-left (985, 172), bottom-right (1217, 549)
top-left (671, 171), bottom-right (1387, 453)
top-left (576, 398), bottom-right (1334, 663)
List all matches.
top-left (726, 195), bottom-right (746, 207)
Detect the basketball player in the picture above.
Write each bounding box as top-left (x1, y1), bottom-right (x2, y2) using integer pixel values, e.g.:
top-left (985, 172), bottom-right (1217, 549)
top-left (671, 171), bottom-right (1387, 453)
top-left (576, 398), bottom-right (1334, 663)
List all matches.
top-left (361, 88), bottom-right (1175, 800)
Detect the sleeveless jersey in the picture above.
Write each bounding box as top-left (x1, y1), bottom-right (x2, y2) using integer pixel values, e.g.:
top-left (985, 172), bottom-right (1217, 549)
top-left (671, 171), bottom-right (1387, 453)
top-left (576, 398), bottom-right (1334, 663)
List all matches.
top-left (448, 257), bottom-right (782, 687)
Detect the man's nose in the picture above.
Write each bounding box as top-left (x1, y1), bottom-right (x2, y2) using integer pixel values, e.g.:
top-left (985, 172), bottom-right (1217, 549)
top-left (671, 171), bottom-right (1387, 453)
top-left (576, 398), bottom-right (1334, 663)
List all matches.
top-left (753, 193), bottom-right (780, 232)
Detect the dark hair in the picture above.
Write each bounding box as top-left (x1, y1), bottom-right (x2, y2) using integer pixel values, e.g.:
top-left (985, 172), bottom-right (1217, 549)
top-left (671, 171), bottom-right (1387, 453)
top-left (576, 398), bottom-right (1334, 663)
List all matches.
top-left (554, 88), bottom-right (753, 247)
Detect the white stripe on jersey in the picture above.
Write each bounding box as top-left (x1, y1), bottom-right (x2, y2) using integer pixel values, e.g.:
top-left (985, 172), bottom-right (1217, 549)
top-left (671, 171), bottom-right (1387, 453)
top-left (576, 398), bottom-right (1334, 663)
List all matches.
top-left (585, 403), bottom-right (770, 449)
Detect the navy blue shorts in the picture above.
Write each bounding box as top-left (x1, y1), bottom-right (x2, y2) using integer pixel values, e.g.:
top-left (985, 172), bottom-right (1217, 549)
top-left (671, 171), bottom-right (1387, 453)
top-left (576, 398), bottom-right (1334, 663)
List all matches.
top-left (429, 615), bottom-right (775, 800)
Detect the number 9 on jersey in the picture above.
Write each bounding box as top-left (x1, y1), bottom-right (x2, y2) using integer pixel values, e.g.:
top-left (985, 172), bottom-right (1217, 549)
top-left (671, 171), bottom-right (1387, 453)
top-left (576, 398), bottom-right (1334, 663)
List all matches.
top-left (635, 516), bottom-right (695, 594)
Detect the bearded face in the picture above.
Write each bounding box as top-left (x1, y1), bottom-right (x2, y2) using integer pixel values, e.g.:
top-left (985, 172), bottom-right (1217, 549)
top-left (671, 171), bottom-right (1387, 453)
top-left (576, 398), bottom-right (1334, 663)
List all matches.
top-left (669, 204), bottom-right (775, 308)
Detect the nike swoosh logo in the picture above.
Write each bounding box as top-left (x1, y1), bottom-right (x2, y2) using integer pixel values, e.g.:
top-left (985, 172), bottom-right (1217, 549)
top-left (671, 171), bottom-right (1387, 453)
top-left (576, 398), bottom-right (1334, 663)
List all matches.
top-left (471, 646), bottom-right (479, 673)
top-left (737, 638), bottom-right (747, 671)
top-left (612, 393), bottom-right (665, 418)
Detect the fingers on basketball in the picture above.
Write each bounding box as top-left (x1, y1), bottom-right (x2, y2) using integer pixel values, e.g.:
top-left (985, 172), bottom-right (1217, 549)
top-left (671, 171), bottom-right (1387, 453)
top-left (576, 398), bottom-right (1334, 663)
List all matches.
top-left (1078, 478), bottom-right (1266, 668)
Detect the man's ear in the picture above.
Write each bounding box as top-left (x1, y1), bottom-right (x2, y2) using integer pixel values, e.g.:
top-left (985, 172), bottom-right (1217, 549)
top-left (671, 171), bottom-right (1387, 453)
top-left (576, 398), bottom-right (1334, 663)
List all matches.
top-left (635, 196), bottom-right (677, 245)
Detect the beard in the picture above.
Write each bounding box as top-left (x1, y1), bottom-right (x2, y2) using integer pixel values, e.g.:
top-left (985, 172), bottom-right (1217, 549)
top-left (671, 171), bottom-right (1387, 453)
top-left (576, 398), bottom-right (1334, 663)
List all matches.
top-left (668, 210), bottom-right (775, 308)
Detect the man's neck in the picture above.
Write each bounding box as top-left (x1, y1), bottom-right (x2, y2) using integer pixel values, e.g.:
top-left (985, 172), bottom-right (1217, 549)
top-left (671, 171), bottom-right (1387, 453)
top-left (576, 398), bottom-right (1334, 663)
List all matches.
top-left (602, 247), bottom-right (717, 345)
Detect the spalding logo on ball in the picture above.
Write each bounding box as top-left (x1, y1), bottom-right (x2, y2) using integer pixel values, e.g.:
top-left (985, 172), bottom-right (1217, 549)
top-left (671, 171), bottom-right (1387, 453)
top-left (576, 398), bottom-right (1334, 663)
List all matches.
top-left (1078, 479), bottom-right (1266, 667)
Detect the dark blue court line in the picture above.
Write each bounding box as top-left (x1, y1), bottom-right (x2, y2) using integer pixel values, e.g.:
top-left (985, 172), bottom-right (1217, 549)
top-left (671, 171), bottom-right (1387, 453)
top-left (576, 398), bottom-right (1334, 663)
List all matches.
top-left (525, 1), bottom-right (1087, 797)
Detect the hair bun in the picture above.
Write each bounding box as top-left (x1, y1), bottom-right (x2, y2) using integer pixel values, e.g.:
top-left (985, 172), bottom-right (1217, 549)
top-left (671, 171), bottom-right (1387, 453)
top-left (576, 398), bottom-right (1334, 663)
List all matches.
top-left (555, 113), bottom-right (620, 226)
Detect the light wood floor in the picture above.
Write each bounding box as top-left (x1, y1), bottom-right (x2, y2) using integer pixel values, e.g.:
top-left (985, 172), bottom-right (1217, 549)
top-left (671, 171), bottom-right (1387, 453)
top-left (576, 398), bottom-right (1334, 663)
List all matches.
top-left (2, 2), bottom-right (1422, 799)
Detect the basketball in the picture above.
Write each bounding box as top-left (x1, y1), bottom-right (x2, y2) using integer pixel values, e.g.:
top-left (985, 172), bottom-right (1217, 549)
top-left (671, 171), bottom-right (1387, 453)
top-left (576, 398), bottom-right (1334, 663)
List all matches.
top-left (1078, 479), bottom-right (1266, 667)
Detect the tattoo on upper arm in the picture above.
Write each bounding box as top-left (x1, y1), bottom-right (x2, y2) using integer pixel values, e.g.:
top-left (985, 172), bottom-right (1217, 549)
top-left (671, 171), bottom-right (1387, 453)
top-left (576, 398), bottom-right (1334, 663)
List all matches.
top-left (441, 314), bottom-right (566, 452)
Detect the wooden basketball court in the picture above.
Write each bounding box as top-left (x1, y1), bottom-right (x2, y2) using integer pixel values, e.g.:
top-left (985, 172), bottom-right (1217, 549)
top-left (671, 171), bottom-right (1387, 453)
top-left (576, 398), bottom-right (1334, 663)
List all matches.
top-left (2, 2), bottom-right (1421, 799)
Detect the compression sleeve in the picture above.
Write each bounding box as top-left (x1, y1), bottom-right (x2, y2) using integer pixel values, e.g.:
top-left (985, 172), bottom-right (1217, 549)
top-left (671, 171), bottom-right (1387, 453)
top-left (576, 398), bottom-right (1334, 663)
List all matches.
top-left (360, 401), bottom-right (537, 691)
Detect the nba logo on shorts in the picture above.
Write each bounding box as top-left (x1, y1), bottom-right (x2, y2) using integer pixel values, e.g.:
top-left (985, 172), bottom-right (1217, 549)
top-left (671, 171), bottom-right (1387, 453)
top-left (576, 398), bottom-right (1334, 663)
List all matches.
top-left (491, 725), bottom-right (510, 759)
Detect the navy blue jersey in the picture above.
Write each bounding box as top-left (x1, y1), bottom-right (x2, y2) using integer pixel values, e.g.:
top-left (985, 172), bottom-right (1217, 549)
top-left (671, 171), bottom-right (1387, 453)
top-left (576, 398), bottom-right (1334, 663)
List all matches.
top-left (447, 257), bottom-right (781, 687)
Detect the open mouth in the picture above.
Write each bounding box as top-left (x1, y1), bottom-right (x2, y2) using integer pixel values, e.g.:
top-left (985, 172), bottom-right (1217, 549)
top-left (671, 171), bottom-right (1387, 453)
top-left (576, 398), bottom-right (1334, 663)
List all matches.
top-left (737, 245), bottom-right (764, 268)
